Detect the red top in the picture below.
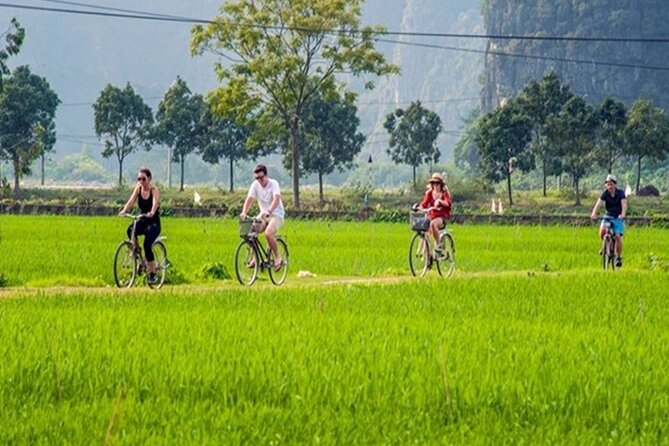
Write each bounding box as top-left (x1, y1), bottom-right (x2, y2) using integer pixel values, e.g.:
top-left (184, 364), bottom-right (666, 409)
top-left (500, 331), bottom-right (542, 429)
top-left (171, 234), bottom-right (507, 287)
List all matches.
top-left (420, 189), bottom-right (452, 220)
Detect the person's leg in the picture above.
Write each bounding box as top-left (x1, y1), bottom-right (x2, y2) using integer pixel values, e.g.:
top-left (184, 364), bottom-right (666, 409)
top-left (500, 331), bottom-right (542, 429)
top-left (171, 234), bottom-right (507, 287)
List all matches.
top-left (143, 223), bottom-right (161, 274)
top-left (265, 216), bottom-right (284, 268)
top-left (430, 218), bottom-right (444, 248)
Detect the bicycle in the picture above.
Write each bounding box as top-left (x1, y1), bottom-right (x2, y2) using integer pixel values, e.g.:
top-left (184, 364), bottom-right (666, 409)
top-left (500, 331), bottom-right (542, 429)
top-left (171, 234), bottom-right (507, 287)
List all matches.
top-left (408, 209), bottom-right (455, 277)
top-left (234, 217), bottom-right (289, 286)
top-left (113, 214), bottom-right (169, 288)
top-left (599, 216), bottom-right (618, 271)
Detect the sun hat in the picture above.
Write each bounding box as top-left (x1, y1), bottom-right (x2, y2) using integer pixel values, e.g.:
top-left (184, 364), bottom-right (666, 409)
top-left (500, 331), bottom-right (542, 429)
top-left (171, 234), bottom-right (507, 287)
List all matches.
top-left (604, 174), bottom-right (617, 184)
top-left (427, 172), bottom-right (444, 184)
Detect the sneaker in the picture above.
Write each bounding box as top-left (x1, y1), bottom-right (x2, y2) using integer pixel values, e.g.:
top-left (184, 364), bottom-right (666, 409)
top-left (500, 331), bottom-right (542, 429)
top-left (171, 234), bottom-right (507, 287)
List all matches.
top-left (147, 272), bottom-right (158, 284)
top-left (616, 257), bottom-right (623, 267)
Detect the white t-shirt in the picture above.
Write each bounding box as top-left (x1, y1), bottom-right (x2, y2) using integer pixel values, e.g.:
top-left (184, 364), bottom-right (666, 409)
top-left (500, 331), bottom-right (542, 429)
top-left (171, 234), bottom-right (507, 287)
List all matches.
top-left (247, 178), bottom-right (285, 218)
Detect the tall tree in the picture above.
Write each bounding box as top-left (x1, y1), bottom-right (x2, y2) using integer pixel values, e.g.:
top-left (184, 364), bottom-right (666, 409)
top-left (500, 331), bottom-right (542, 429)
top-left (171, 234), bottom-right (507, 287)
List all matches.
top-left (453, 107), bottom-right (480, 175)
top-left (198, 104), bottom-right (253, 192)
top-left (300, 91), bottom-right (365, 204)
top-left (0, 65), bottom-right (59, 194)
top-left (191, 0), bottom-right (397, 209)
top-left (546, 96), bottom-right (599, 205)
top-left (475, 98), bottom-right (533, 205)
top-left (154, 77), bottom-right (204, 191)
top-left (93, 83), bottom-right (153, 187)
top-left (623, 99), bottom-right (669, 194)
top-left (519, 71), bottom-right (574, 196)
top-left (0, 18), bottom-right (24, 90)
top-left (595, 97), bottom-right (627, 174)
top-left (384, 101), bottom-right (442, 187)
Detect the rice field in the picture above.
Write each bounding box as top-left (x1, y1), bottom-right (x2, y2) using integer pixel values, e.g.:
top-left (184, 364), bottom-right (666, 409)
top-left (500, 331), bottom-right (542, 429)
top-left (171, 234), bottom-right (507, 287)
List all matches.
top-left (1, 215), bottom-right (668, 443)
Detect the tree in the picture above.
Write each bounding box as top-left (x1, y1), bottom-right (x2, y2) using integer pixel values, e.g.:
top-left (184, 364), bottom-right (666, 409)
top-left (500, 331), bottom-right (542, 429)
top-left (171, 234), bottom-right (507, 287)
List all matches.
top-left (546, 96), bottom-right (599, 205)
top-left (475, 98), bottom-right (533, 205)
top-left (623, 99), bottom-right (669, 194)
top-left (93, 83), bottom-right (153, 187)
top-left (0, 65), bottom-right (59, 194)
top-left (384, 101), bottom-right (442, 187)
top-left (191, 0), bottom-right (397, 208)
top-left (300, 90), bottom-right (365, 203)
top-left (519, 71), bottom-right (574, 196)
top-left (198, 104), bottom-right (253, 192)
top-left (154, 77), bottom-right (204, 191)
top-left (595, 97), bottom-right (627, 174)
top-left (0, 18), bottom-right (24, 90)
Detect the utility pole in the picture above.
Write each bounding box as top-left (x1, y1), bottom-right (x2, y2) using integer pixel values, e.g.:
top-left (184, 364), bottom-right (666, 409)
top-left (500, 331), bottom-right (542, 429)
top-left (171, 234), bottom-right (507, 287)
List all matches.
top-left (167, 147), bottom-right (172, 188)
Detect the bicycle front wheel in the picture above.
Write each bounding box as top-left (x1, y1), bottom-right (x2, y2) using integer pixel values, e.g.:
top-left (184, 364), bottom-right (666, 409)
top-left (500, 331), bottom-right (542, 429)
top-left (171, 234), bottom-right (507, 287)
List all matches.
top-left (268, 238), bottom-right (289, 285)
top-left (148, 241), bottom-right (168, 289)
top-left (602, 234), bottom-right (614, 271)
top-left (409, 233), bottom-right (431, 277)
top-left (235, 239), bottom-right (259, 285)
top-left (436, 233), bottom-right (455, 278)
top-left (114, 241), bottom-right (137, 288)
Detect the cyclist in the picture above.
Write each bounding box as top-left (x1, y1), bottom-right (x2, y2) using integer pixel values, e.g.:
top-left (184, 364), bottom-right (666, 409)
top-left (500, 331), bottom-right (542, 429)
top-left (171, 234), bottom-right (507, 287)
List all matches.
top-left (417, 172), bottom-right (452, 251)
top-left (240, 164), bottom-right (285, 270)
top-left (119, 167), bottom-right (161, 284)
top-left (590, 174), bottom-right (627, 267)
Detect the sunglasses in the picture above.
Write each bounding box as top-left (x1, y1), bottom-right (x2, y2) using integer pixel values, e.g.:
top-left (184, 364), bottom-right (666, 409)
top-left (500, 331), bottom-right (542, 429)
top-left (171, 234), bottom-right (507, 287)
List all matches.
top-left (254, 173), bottom-right (264, 180)
top-left (137, 176), bottom-right (148, 182)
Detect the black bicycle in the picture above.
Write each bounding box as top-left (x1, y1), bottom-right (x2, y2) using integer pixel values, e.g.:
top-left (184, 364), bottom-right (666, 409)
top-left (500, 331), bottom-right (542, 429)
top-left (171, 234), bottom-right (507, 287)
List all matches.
top-left (600, 216), bottom-right (618, 271)
top-left (408, 209), bottom-right (455, 277)
top-left (234, 218), bottom-right (289, 286)
top-left (113, 214), bottom-right (169, 288)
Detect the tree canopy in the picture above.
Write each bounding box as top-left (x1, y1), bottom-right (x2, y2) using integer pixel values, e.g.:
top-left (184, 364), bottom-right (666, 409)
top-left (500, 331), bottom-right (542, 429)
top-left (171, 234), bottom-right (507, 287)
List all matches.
top-left (93, 83), bottom-right (153, 187)
top-left (191, 0), bottom-right (397, 208)
top-left (0, 18), bottom-right (24, 91)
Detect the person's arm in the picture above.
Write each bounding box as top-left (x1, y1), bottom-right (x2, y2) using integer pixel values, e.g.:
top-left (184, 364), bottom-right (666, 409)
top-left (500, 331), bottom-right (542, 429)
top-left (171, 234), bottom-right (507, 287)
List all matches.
top-left (620, 198), bottom-right (627, 219)
top-left (147, 186), bottom-right (160, 218)
top-left (119, 186), bottom-right (139, 216)
top-left (419, 191), bottom-right (431, 210)
top-left (440, 189), bottom-right (452, 208)
top-left (264, 192), bottom-right (282, 217)
top-left (240, 196), bottom-right (254, 219)
top-left (590, 198), bottom-right (603, 220)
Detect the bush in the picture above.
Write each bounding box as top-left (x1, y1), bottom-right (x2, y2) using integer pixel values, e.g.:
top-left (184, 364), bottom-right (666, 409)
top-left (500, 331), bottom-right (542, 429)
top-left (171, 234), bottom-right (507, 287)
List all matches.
top-left (196, 262), bottom-right (231, 281)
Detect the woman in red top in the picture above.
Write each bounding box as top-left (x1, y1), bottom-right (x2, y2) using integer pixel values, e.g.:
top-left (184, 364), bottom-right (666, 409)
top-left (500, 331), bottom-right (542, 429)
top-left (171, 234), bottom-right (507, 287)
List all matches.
top-left (419, 173), bottom-right (452, 249)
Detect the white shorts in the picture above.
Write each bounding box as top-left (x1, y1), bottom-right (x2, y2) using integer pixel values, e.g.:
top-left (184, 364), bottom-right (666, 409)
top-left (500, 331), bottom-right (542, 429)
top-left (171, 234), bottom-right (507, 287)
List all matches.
top-left (263, 215), bottom-right (284, 233)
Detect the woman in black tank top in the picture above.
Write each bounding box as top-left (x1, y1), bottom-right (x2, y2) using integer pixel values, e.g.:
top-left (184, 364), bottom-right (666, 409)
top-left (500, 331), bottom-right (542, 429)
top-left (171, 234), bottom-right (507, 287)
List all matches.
top-left (119, 167), bottom-right (162, 283)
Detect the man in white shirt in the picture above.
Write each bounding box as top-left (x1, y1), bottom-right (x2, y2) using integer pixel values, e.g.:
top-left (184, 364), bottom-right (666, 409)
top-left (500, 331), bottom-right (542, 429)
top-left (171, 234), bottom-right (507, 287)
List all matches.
top-left (240, 164), bottom-right (285, 269)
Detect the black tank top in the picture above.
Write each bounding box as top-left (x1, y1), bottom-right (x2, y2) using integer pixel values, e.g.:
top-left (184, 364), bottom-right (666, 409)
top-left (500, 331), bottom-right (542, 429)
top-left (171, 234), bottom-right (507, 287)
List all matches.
top-left (138, 188), bottom-right (160, 224)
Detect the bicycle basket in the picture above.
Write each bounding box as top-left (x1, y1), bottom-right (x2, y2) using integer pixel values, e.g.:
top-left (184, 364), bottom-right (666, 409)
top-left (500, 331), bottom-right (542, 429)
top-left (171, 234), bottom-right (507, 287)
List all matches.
top-left (239, 219), bottom-right (254, 235)
top-left (409, 212), bottom-right (429, 231)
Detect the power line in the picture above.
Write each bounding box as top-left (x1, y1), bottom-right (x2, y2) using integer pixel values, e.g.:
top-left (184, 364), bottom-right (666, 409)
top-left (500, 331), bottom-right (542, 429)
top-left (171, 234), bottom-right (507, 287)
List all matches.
top-left (3, 2), bottom-right (669, 44)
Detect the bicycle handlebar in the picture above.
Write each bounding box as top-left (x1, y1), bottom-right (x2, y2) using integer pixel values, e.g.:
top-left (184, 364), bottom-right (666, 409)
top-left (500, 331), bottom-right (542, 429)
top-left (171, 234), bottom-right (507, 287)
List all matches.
top-left (122, 213), bottom-right (148, 220)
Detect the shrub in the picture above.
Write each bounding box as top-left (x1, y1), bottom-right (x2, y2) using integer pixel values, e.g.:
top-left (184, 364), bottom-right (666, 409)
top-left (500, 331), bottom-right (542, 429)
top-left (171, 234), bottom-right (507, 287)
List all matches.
top-left (196, 262), bottom-right (231, 281)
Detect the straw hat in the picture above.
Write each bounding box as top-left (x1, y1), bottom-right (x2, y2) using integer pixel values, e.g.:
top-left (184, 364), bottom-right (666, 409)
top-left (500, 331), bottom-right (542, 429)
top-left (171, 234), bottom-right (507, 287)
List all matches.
top-left (427, 172), bottom-right (445, 184)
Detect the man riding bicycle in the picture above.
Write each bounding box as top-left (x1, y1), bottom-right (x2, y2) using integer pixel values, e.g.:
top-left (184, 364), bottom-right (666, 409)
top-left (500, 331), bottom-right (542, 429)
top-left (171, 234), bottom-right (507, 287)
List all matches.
top-left (240, 164), bottom-right (285, 270)
top-left (590, 174), bottom-right (627, 267)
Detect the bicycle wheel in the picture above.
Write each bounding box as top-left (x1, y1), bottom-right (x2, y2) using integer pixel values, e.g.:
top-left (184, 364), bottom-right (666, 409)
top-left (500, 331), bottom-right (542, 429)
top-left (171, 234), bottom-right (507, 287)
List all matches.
top-left (235, 239), bottom-right (259, 285)
top-left (268, 238), bottom-right (289, 285)
top-left (148, 241), bottom-right (168, 289)
top-left (436, 233), bottom-right (455, 278)
top-left (602, 234), bottom-right (614, 271)
top-left (114, 241), bottom-right (137, 288)
top-left (409, 233), bottom-right (431, 277)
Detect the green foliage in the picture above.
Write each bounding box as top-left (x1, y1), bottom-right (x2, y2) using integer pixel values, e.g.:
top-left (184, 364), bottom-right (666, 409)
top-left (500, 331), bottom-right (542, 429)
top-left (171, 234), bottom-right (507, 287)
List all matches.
top-left (0, 65), bottom-right (60, 194)
top-left (196, 261), bottom-right (231, 281)
top-left (0, 273), bottom-right (7, 287)
top-left (93, 83), bottom-right (154, 187)
top-left (0, 18), bottom-right (24, 90)
top-left (384, 100), bottom-right (442, 187)
top-left (453, 107), bottom-right (480, 175)
top-left (191, 0), bottom-right (398, 208)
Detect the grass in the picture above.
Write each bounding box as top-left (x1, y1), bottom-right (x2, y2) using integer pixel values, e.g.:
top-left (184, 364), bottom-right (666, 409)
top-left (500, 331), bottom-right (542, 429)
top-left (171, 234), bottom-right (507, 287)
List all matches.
top-left (1, 216), bottom-right (669, 443)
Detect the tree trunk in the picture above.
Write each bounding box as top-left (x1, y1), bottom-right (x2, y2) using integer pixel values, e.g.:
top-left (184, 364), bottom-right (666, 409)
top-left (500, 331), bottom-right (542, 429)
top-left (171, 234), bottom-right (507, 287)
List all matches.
top-left (117, 156), bottom-right (124, 188)
top-left (41, 153), bottom-right (45, 186)
top-left (229, 157), bottom-right (234, 192)
top-left (574, 176), bottom-right (581, 205)
top-left (318, 171), bottom-right (324, 205)
top-left (412, 164), bottom-right (417, 188)
top-left (507, 171), bottom-right (513, 205)
top-left (542, 158), bottom-right (547, 197)
top-left (180, 157), bottom-right (185, 192)
top-left (290, 125), bottom-right (301, 209)
top-left (167, 147), bottom-right (172, 189)
top-left (12, 158), bottom-right (20, 195)
top-left (636, 156), bottom-right (642, 194)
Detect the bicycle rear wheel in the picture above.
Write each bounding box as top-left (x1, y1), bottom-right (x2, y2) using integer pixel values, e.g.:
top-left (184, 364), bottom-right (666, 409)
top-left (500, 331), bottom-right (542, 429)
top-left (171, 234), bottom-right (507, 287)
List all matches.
top-left (436, 233), bottom-right (455, 278)
top-left (409, 232), bottom-right (431, 277)
top-left (602, 234), bottom-right (615, 271)
top-left (235, 239), bottom-right (259, 285)
top-left (268, 238), bottom-right (289, 285)
top-left (148, 241), bottom-right (168, 289)
top-left (114, 241), bottom-right (137, 288)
